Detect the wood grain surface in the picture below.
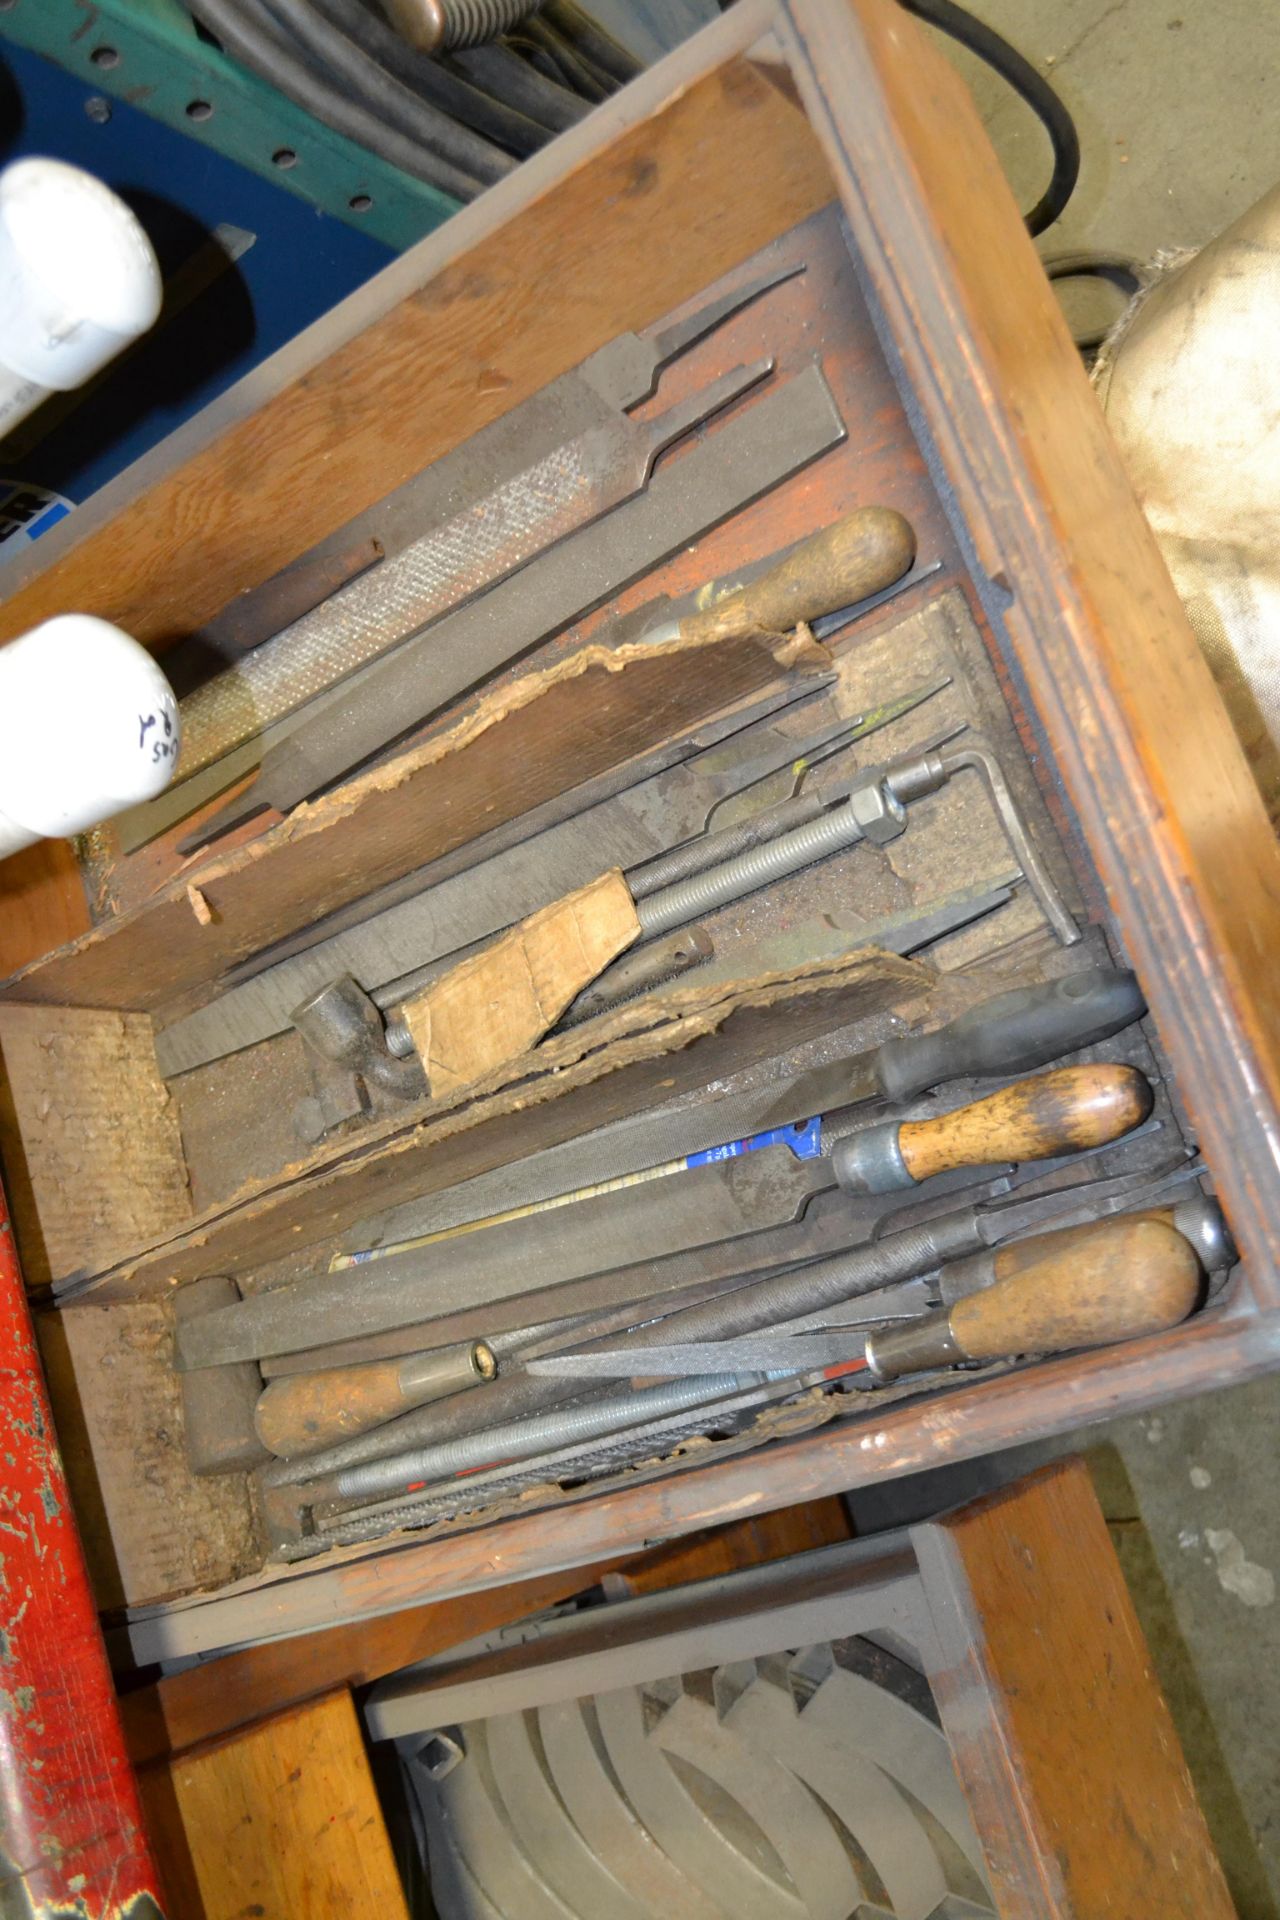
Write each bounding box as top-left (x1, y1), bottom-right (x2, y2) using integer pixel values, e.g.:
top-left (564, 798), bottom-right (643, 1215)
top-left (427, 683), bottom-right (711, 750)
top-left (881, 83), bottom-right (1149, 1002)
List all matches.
top-left (916, 1458), bottom-right (1234, 1917)
top-left (951, 1216), bottom-right (1201, 1358)
top-left (0, 1005), bottom-right (191, 1289)
top-left (120, 1559), bottom-right (622, 1766)
top-left (605, 1493), bottom-right (853, 1597)
top-left (136, 1690), bottom-right (409, 1920)
top-left (898, 1063), bottom-right (1153, 1183)
top-left (680, 502), bottom-right (914, 642)
top-left (252, 1343), bottom-right (490, 1459)
top-left (0, 839), bottom-right (90, 982)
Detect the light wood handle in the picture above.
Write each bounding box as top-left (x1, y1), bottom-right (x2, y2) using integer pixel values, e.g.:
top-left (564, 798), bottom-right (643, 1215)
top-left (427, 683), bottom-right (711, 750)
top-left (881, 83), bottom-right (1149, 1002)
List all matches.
top-left (679, 507), bottom-right (915, 644)
top-left (254, 1342), bottom-right (494, 1458)
top-left (990, 1206), bottom-right (1177, 1283)
top-left (951, 1216), bottom-right (1201, 1361)
top-left (898, 1063), bottom-right (1153, 1184)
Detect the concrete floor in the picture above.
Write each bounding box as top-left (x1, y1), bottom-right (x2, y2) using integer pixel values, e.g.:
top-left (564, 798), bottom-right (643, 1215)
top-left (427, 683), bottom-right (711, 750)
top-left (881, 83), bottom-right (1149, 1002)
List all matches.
top-left (873, 6), bottom-right (1280, 1912)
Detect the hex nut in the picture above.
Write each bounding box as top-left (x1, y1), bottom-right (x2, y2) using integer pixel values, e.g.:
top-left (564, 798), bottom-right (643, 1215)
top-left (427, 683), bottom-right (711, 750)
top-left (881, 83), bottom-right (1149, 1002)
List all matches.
top-left (847, 781), bottom-right (908, 845)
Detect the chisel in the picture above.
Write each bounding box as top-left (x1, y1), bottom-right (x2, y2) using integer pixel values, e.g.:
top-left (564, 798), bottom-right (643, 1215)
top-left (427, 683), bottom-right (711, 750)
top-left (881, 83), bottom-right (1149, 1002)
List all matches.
top-left (178, 1061), bottom-right (1151, 1373)
top-left (177, 361), bottom-right (854, 852)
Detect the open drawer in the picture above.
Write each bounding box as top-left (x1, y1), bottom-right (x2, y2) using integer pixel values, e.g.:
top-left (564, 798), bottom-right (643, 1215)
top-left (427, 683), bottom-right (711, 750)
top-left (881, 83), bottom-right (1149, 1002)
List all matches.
top-left (1, 0), bottom-right (1279, 1662)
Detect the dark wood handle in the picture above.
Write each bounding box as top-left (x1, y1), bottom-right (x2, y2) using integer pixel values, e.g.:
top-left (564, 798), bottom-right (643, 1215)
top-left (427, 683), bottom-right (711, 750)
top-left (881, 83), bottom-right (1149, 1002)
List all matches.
top-left (678, 506), bottom-right (915, 644)
top-left (254, 1342), bottom-right (494, 1458)
top-left (951, 1216), bottom-right (1201, 1360)
top-left (898, 1063), bottom-right (1153, 1183)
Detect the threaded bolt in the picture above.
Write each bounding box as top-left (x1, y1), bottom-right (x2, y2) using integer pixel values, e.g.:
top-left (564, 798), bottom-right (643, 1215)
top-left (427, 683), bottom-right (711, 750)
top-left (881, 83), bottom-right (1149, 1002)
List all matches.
top-left (414, 0), bottom-right (543, 51)
top-left (636, 785), bottom-right (906, 940)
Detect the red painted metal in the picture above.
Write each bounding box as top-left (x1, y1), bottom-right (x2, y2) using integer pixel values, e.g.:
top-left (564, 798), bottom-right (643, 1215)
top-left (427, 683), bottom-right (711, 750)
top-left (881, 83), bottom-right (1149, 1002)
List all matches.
top-left (0, 1179), bottom-right (166, 1918)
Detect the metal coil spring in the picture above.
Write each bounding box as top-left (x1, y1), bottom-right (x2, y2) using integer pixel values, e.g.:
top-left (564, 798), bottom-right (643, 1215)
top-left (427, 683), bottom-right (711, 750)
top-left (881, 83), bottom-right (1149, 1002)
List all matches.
top-left (439, 0), bottom-right (543, 50)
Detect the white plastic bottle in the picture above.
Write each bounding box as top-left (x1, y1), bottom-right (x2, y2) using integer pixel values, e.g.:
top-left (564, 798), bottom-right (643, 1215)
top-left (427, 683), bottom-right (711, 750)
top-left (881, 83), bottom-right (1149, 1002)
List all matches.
top-left (0, 615), bottom-right (179, 856)
top-left (0, 157), bottom-right (162, 433)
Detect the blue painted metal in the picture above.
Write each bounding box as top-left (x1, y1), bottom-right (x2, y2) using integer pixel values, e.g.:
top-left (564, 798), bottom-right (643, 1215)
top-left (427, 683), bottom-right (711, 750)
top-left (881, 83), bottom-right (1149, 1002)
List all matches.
top-left (0, 35), bottom-right (403, 515)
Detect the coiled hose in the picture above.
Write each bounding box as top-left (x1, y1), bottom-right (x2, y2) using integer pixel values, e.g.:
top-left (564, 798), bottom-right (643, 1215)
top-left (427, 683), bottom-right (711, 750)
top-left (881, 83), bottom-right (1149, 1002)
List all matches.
top-left (183, 0), bottom-right (631, 198)
top-left (899, 0), bottom-right (1080, 236)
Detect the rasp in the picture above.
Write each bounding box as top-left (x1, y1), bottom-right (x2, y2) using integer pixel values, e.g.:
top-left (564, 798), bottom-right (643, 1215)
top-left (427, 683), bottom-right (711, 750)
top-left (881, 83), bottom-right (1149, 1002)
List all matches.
top-left (256, 1172), bottom-right (995, 1386)
top-left (176, 1060), bottom-right (1150, 1371)
top-left (140, 261), bottom-right (803, 785)
top-left (178, 361), bottom-right (847, 853)
top-left (335, 966), bottom-right (1146, 1262)
top-left (146, 331), bottom-right (789, 797)
top-left (525, 1334), bottom-right (876, 1378)
top-left (155, 673), bottom-right (945, 1077)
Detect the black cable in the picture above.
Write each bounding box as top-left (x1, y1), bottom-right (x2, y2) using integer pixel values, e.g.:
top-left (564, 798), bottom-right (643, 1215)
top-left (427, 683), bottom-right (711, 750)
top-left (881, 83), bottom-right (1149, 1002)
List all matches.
top-left (185, 0), bottom-right (487, 195)
top-left (257, 0), bottom-right (514, 182)
top-left (313, 0), bottom-right (548, 154)
top-left (450, 42), bottom-right (589, 131)
top-left (899, 0), bottom-right (1079, 235)
top-left (544, 0), bottom-right (642, 86)
top-left (509, 17), bottom-right (611, 101)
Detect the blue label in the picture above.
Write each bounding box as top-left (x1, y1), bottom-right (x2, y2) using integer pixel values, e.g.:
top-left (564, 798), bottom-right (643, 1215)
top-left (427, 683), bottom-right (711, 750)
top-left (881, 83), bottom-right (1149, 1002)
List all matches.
top-left (688, 1116), bottom-right (823, 1168)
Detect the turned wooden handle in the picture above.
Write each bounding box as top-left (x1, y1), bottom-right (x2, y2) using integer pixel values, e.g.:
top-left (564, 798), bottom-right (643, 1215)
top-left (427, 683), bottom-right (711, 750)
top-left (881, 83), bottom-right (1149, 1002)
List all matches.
top-left (951, 1216), bottom-right (1202, 1360)
top-left (678, 507), bottom-right (915, 644)
top-left (898, 1063), bottom-right (1153, 1183)
top-left (254, 1342), bottom-right (495, 1458)
top-left (989, 1206), bottom-right (1178, 1283)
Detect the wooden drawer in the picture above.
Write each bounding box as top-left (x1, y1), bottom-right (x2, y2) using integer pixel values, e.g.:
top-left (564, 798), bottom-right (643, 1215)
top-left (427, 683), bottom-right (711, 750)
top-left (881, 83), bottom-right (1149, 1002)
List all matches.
top-left (2, 0), bottom-right (1279, 1657)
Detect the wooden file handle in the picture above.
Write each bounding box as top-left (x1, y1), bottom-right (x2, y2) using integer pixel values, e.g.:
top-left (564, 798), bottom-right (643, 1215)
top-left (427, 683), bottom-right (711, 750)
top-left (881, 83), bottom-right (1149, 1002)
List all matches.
top-left (254, 1341), bottom-right (496, 1459)
top-left (950, 1216), bottom-right (1201, 1360)
top-left (679, 506), bottom-right (915, 645)
top-left (898, 1063), bottom-right (1152, 1183)
top-left (832, 1063), bottom-right (1154, 1194)
top-left (868, 1215), bottom-right (1202, 1380)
